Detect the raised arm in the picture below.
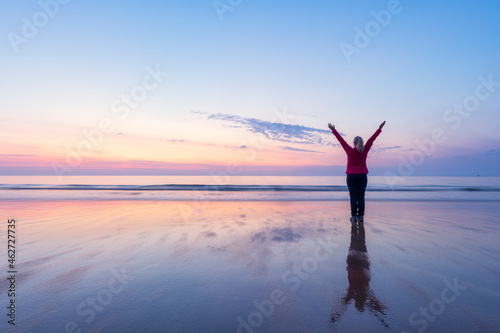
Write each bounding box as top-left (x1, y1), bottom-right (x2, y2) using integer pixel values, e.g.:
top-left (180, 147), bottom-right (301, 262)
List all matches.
top-left (364, 121), bottom-right (385, 151)
top-left (328, 123), bottom-right (351, 153)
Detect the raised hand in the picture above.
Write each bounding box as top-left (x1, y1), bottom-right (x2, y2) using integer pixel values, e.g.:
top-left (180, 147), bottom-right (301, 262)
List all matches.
top-left (328, 123), bottom-right (335, 131)
top-left (379, 121), bottom-right (386, 130)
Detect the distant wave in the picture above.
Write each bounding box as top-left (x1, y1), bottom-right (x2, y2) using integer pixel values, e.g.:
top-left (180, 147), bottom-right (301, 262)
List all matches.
top-left (1, 184), bottom-right (500, 192)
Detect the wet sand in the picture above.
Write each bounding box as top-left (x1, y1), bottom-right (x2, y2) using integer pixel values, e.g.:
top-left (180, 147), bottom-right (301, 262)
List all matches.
top-left (1, 200), bottom-right (499, 332)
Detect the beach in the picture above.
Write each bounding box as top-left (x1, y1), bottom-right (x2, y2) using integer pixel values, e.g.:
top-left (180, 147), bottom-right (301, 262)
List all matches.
top-left (4, 0), bottom-right (500, 330)
top-left (2, 198), bottom-right (499, 332)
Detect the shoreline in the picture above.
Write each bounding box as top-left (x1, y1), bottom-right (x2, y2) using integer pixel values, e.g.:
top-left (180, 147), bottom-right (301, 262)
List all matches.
top-left (1, 200), bottom-right (499, 332)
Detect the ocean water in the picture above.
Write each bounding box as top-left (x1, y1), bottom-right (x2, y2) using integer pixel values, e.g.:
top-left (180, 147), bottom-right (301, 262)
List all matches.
top-left (1, 177), bottom-right (500, 332)
top-left (0, 176), bottom-right (499, 201)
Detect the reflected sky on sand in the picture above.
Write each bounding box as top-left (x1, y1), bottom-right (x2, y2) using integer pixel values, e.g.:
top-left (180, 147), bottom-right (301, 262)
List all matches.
top-left (1, 200), bottom-right (499, 332)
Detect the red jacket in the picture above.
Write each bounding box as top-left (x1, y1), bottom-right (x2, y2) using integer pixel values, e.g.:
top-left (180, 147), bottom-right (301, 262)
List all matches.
top-left (331, 128), bottom-right (381, 174)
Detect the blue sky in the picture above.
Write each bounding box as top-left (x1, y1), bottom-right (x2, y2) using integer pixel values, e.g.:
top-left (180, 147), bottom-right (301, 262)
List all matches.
top-left (1, 0), bottom-right (500, 176)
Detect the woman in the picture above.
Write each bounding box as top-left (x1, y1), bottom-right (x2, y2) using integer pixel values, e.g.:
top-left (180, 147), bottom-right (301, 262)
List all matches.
top-left (328, 121), bottom-right (385, 227)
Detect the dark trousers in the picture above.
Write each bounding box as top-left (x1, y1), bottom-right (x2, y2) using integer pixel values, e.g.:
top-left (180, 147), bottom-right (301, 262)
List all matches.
top-left (346, 174), bottom-right (368, 217)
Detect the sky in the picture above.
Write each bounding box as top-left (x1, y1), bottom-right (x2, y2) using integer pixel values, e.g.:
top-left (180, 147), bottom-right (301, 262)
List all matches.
top-left (1, 0), bottom-right (500, 177)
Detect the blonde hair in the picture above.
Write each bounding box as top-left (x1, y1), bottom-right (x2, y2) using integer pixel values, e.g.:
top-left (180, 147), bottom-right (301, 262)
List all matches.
top-left (354, 136), bottom-right (364, 153)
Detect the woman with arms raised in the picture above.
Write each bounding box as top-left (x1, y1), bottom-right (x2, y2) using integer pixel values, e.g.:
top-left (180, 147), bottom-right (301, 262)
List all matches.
top-left (328, 121), bottom-right (386, 228)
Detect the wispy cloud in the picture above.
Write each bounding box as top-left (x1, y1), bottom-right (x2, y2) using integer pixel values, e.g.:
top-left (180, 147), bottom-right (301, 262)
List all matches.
top-left (0, 154), bottom-right (36, 157)
top-left (166, 139), bottom-right (190, 143)
top-left (192, 111), bottom-right (341, 146)
top-left (486, 148), bottom-right (500, 155)
top-left (373, 145), bottom-right (402, 152)
top-left (280, 146), bottom-right (325, 153)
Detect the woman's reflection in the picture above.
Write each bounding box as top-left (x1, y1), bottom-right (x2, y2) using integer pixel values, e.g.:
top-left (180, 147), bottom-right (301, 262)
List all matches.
top-left (331, 226), bottom-right (388, 327)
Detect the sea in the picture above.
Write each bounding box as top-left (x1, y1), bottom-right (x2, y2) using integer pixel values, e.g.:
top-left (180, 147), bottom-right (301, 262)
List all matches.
top-left (2, 175), bottom-right (500, 332)
top-left (1, 175), bottom-right (499, 201)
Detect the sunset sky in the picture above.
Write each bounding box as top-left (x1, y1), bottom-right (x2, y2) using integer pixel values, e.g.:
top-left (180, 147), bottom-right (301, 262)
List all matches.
top-left (1, 0), bottom-right (500, 176)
